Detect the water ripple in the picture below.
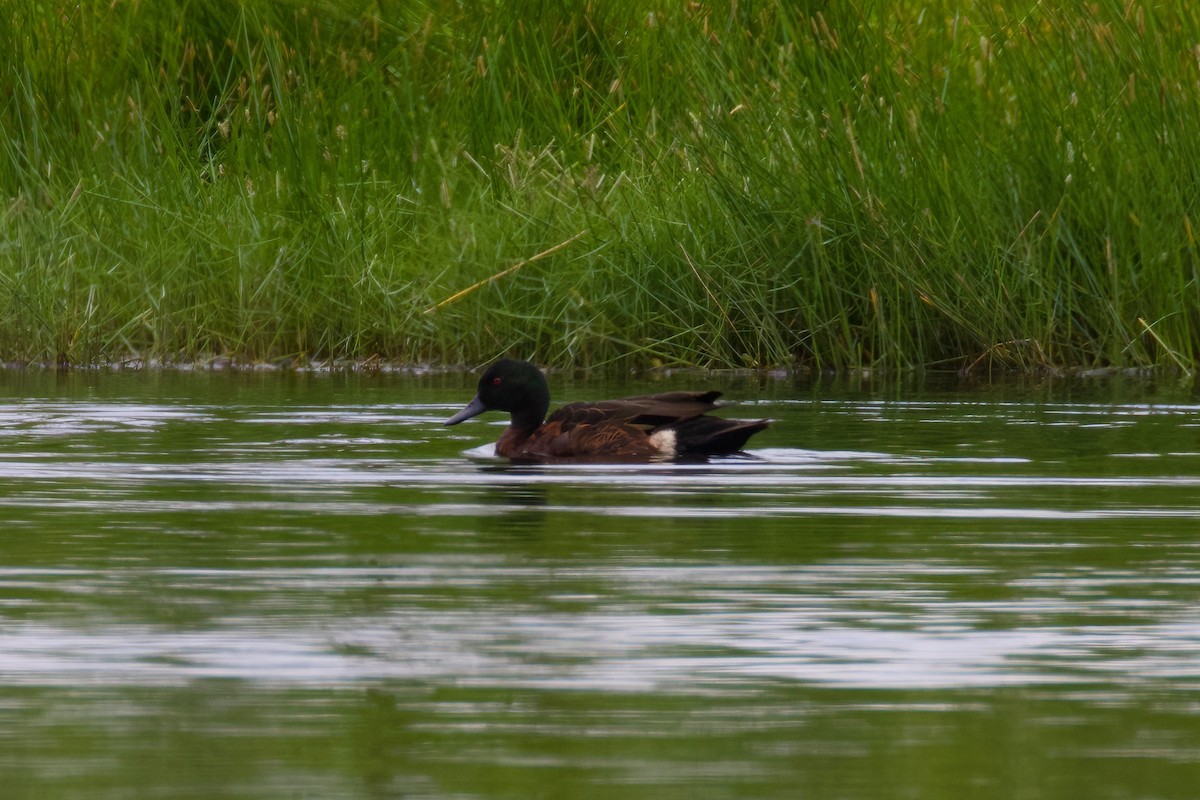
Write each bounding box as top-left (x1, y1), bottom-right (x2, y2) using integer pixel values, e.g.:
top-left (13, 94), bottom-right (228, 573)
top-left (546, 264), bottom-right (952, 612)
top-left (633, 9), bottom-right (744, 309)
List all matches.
top-left (0, 393), bottom-right (1196, 700)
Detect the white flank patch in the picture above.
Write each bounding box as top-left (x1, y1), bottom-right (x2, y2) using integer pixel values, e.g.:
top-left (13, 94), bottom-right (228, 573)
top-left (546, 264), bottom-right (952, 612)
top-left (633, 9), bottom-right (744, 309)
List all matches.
top-left (649, 428), bottom-right (677, 457)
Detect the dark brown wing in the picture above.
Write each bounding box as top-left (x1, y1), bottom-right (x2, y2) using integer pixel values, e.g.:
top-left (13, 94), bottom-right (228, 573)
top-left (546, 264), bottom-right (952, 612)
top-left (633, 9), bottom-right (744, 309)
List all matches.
top-left (546, 391), bottom-right (723, 431)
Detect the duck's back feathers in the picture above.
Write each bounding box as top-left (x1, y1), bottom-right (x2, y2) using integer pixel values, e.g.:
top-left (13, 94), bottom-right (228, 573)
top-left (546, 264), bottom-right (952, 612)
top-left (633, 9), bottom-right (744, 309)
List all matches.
top-left (500, 390), bottom-right (767, 462)
top-left (549, 390), bottom-right (722, 428)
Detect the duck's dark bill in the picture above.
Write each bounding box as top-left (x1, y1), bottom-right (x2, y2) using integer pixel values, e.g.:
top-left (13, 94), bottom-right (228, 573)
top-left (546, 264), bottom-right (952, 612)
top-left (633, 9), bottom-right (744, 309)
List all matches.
top-left (445, 395), bottom-right (487, 426)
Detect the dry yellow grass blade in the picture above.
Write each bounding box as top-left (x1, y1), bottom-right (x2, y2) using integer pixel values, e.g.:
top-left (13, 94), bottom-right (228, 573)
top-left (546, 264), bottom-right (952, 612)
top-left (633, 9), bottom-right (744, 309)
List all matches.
top-left (424, 230), bottom-right (590, 315)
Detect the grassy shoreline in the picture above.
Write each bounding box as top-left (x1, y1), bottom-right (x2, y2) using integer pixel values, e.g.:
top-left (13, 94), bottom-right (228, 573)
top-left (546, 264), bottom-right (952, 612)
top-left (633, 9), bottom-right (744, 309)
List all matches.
top-left (4, 1), bottom-right (1200, 372)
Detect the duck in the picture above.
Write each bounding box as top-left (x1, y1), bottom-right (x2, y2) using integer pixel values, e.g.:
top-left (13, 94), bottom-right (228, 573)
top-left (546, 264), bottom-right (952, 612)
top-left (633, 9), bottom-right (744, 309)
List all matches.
top-left (445, 358), bottom-right (770, 462)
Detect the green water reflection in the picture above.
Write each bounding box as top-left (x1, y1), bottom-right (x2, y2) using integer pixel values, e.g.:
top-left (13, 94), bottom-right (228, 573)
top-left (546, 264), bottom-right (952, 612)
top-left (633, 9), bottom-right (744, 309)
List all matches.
top-left (0, 369), bottom-right (1198, 799)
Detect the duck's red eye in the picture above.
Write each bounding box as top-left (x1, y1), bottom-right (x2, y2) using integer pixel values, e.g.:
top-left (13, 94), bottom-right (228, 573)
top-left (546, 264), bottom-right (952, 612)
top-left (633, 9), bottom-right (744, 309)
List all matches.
top-left (492, 377), bottom-right (502, 385)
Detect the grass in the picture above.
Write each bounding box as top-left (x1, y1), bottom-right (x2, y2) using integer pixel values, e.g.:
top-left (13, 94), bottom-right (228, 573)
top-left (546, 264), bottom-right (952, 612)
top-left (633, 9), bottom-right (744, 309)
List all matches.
top-left (3, 0), bottom-right (1200, 372)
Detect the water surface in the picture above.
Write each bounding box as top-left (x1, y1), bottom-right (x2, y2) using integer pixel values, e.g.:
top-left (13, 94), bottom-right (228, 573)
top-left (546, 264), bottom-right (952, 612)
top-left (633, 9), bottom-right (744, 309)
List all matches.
top-left (1, 369), bottom-right (1198, 798)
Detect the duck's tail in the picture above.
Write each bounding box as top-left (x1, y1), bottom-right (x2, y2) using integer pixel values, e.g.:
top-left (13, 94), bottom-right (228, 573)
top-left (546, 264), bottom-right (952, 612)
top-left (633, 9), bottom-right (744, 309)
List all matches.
top-left (671, 416), bottom-right (771, 456)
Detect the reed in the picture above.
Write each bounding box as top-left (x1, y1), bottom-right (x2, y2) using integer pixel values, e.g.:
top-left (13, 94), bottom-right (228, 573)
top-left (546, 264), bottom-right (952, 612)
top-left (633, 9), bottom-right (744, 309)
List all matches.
top-left (3, 0), bottom-right (1199, 371)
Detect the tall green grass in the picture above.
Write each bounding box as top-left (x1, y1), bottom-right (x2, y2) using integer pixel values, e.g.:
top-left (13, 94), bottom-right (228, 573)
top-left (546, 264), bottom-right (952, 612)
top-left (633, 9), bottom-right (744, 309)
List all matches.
top-left (3, 0), bottom-right (1200, 370)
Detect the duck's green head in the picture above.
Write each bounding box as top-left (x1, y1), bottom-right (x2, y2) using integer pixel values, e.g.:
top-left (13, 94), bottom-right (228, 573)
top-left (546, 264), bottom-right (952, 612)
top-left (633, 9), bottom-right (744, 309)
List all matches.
top-left (444, 358), bottom-right (551, 430)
